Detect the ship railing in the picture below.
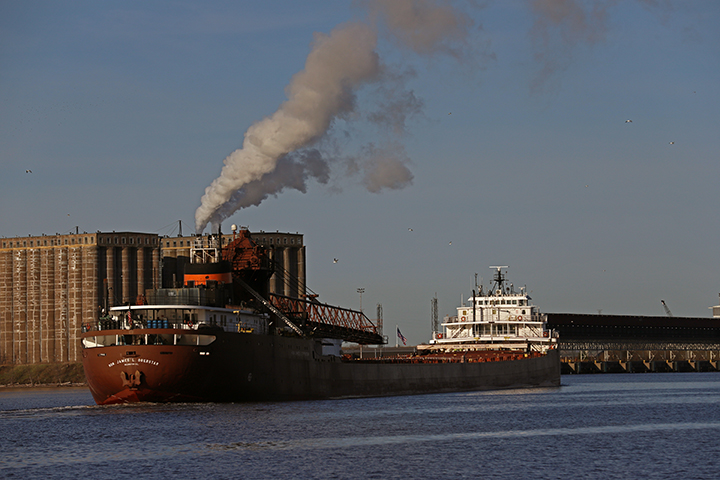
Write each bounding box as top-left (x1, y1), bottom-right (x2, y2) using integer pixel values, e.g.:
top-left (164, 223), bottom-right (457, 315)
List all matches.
top-left (82, 331), bottom-right (217, 348)
top-left (83, 319), bottom-right (214, 332)
top-left (348, 351), bottom-right (546, 364)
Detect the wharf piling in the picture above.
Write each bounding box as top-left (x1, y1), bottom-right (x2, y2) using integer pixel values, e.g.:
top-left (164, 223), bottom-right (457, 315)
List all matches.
top-left (562, 349), bottom-right (720, 374)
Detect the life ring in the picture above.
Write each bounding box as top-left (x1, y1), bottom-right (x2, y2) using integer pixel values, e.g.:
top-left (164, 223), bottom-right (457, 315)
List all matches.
top-left (436, 333), bottom-right (442, 339)
top-left (460, 316), bottom-right (466, 322)
top-left (517, 315), bottom-right (523, 321)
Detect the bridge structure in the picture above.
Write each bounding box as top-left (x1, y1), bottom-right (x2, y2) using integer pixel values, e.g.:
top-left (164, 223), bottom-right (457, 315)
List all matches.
top-left (546, 313), bottom-right (720, 374)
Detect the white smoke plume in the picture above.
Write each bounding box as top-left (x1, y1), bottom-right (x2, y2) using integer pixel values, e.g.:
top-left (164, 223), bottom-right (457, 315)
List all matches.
top-left (194, 0), bottom-right (475, 233)
top-left (195, 0), bottom-right (671, 232)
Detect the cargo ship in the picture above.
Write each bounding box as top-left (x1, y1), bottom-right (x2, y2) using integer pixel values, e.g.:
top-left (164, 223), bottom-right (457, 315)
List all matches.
top-left (81, 233), bottom-right (560, 404)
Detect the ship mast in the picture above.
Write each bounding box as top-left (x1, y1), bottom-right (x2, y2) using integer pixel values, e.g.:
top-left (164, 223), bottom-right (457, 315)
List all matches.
top-left (489, 266), bottom-right (508, 296)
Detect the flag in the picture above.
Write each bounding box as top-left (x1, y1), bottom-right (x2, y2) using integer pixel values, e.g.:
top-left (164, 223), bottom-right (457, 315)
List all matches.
top-left (397, 327), bottom-right (407, 346)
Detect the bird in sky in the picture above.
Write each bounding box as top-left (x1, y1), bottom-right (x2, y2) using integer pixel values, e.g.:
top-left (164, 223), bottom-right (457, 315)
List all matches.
top-left (669, 141), bottom-right (675, 145)
top-left (333, 258), bottom-right (338, 264)
top-left (448, 241), bottom-right (452, 246)
top-left (408, 228), bottom-right (413, 232)
top-left (25, 169), bottom-right (32, 173)
top-left (625, 119), bottom-right (632, 123)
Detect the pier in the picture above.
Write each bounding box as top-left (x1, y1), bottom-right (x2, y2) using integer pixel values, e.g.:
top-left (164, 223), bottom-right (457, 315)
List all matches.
top-left (561, 348), bottom-right (720, 374)
top-left (547, 313), bottom-right (720, 374)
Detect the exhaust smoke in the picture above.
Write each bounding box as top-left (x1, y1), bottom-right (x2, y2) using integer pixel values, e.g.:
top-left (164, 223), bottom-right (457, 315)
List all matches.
top-left (194, 0), bottom-right (475, 234)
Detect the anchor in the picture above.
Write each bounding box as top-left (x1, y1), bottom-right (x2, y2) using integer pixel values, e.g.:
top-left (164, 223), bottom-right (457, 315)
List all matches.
top-left (120, 370), bottom-right (143, 389)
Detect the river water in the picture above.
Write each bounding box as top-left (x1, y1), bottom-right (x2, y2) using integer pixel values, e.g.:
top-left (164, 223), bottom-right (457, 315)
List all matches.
top-left (1, 373), bottom-right (720, 479)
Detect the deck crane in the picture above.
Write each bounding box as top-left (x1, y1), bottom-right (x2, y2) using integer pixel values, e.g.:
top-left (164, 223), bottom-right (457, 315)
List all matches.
top-left (661, 299), bottom-right (673, 317)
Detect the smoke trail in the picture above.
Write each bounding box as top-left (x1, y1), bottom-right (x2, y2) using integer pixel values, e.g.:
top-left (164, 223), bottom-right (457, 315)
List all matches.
top-left (529, 0), bottom-right (615, 91)
top-left (195, 0), bottom-right (475, 233)
top-left (195, 22), bottom-right (380, 233)
top-left (195, 0), bottom-right (673, 232)
top-left (528, 0), bottom-right (670, 91)
top-left (210, 150), bottom-right (330, 222)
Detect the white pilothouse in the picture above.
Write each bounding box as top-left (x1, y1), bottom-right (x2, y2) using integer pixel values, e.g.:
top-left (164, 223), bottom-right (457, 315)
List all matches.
top-left (432, 266), bottom-right (557, 352)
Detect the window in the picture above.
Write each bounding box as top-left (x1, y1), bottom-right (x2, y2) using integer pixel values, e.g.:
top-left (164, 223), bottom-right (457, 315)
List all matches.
top-left (173, 241), bottom-right (177, 247)
top-left (291, 238), bottom-right (295, 244)
top-left (122, 237), bottom-right (126, 244)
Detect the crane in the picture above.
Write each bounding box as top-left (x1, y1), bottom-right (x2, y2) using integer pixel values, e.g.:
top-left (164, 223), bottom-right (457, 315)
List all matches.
top-left (661, 299), bottom-right (673, 317)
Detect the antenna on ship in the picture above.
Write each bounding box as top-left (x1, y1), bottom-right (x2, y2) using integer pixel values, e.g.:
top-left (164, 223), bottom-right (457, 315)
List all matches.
top-left (431, 295), bottom-right (438, 337)
top-left (489, 266), bottom-right (508, 295)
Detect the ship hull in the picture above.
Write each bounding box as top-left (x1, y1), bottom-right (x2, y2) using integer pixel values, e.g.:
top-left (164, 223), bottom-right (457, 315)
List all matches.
top-left (82, 331), bottom-right (560, 405)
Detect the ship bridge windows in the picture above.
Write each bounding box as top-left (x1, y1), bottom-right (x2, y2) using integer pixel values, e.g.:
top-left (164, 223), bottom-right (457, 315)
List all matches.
top-left (479, 324), bottom-right (515, 336)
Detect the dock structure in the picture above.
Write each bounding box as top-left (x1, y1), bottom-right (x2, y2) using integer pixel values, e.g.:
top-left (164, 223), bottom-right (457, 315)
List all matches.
top-left (547, 313), bottom-right (720, 374)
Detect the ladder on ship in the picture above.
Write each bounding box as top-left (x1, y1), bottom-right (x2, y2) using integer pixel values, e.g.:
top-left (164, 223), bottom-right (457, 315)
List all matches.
top-left (234, 276), bottom-right (305, 337)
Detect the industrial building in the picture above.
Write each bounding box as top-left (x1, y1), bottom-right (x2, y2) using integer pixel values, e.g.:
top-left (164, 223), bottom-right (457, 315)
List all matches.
top-left (0, 228), bottom-right (304, 365)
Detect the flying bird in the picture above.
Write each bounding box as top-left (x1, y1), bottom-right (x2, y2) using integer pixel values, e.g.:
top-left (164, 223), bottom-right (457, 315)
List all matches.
top-left (25, 169), bottom-right (32, 173)
top-left (408, 228), bottom-right (413, 232)
top-left (448, 241), bottom-right (452, 246)
top-left (669, 141), bottom-right (674, 145)
top-left (333, 258), bottom-right (338, 264)
top-left (625, 119), bottom-right (632, 123)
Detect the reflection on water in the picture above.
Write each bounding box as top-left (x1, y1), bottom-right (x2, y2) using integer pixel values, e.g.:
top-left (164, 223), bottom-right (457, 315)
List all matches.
top-left (2, 373), bottom-right (720, 479)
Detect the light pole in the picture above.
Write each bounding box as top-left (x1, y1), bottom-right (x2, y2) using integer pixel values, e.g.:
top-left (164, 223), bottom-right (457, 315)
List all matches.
top-left (357, 288), bottom-right (365, 312)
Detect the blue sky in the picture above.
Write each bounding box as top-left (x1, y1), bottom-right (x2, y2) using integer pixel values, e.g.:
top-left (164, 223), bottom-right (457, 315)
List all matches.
top-left (2, 1), bottom-right (719, 343)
